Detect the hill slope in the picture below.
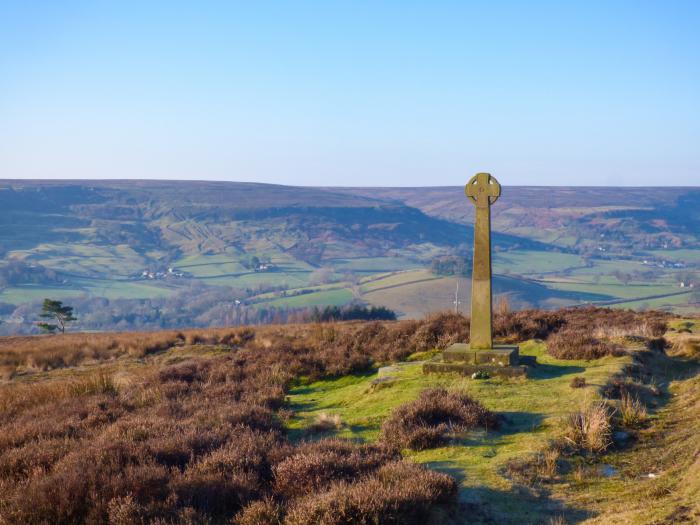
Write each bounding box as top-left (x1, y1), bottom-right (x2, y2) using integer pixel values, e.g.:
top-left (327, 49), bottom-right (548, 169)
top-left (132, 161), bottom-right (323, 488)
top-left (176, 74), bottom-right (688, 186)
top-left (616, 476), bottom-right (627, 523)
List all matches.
top-left (1, 181), bottom-right (698, 333)
top-left (1, 310), bottom-right (697, 524)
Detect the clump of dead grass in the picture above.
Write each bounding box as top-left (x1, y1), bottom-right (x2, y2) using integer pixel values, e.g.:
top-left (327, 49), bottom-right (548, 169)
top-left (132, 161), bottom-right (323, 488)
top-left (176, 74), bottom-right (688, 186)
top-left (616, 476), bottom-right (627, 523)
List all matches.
top-left (619, 393), bottom-right (648, 428)
top-left (309, 412), bottom-right (343, 433)
top-left (561, 401), bottom-right (614, 454)
top-left (672, 335), bottom-right (700, 359)
top-left (570, 376), bottom-right (586, 389)
top-left (504, 443), bottom-right (562, 485)
top-left (67, 369), bottom-right (118, 397)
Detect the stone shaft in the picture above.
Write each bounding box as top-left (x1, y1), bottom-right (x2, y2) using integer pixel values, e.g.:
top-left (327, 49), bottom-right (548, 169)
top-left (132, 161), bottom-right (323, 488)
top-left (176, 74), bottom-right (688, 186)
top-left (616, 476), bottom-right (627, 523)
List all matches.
top-left (470, 203), bottom-right (493, 349)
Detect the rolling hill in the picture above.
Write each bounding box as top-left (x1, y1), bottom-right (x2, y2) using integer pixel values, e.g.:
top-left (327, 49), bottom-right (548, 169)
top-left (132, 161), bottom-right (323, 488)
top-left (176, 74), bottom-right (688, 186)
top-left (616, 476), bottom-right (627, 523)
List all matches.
top-left (0, 180), bottom-right (698, 333)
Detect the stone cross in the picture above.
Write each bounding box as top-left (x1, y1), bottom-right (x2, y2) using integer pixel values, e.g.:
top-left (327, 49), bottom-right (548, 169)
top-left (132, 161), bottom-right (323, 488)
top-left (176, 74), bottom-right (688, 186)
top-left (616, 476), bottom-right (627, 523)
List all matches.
top-left (422, 173), bottom-right (523, 377)
top-left (465, 173), bottom-right (501, 349)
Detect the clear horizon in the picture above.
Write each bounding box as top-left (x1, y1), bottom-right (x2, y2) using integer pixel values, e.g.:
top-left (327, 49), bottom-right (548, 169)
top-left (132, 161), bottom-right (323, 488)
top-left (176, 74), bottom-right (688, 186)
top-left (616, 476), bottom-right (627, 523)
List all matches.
top-left (1, 2), bottom-right (699, 186)
top-left (1, 178), bottom-right (699, 189)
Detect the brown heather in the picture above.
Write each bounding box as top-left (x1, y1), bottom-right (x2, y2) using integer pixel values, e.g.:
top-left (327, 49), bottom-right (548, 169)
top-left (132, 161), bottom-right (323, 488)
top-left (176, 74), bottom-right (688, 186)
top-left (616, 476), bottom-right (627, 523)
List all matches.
top-left (547, 329), bottom-right (625, 360)
top-left (273, 440), bottom-right (400, 498)
top-left (545, 307), bottom-right (669, 361)
top-left (282, 461), bottom-right (457, 525)
top-left (0, 320), bottom-right (466, 524)
top-left (380, 388), bottom-right (499, 451)
top-left (0, 307), bottom-right (670, 523)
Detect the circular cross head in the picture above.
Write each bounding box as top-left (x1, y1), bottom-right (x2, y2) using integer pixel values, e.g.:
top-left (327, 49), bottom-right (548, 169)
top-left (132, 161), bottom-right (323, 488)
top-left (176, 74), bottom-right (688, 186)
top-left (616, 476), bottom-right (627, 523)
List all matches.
top-left (465, 173), bottom-right (501, 207)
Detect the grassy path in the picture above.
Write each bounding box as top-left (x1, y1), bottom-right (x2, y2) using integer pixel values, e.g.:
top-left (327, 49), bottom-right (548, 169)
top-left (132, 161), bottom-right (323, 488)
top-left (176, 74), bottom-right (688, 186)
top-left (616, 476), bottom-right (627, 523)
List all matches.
top-left (563, 323), bottom-right (700, 524)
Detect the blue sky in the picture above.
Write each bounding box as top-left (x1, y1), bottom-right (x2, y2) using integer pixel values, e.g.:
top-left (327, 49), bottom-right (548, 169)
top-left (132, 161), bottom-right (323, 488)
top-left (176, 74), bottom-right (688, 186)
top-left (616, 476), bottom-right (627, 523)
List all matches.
top-left (1, 1), bottom-right (698, 186)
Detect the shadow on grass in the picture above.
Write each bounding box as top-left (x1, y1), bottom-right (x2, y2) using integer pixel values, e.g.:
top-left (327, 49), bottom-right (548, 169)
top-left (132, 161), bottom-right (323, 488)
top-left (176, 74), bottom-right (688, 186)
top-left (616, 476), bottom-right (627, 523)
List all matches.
top-left (499, 411), bottom-right (546, 434)
top-left (286, 417), bottom-right (380, 443)
top-left (288, 369), bottom-right (378, 395)
top-left (525, 358), bottom-right (585, 379)
top-left (457, 484), bottom-right (595, 525)
top-left (425, 461), bottom-right (594, 524)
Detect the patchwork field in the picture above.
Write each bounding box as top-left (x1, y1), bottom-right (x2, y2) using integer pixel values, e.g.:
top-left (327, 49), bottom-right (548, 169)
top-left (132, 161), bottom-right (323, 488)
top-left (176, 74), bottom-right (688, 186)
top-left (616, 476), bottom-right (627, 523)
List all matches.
top-left (1, 181), bottom-right (698, 333)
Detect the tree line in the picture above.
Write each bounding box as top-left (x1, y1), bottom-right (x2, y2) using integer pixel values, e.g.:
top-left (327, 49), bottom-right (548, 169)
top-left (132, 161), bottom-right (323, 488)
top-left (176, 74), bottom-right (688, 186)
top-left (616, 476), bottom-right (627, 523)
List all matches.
top-left (0, 286), bottom-right (397, 335)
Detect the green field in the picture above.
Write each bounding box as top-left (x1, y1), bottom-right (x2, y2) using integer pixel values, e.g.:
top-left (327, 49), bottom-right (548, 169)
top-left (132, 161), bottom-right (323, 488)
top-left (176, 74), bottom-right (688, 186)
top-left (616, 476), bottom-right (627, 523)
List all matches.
top-left (643, 249), bottom-right (700, 263)
top-left (360, 269), bottom-right (439, 292)
top-left (260, 288), bottom-right (355, 308)
top-left (10, 242), bottom-right (149, 277)
top-left (1, 182), bottom-right (698, 327)
top-left (174, 254), bottom-right (248, 277)
top-left (0, 279), bottom-right (174, 304)
top-left (328, 257), bottom-right (420, 273)
top-left (494, 250), bottom-right (585, 275)
top-left (546, 281), bottom-right (678, 300)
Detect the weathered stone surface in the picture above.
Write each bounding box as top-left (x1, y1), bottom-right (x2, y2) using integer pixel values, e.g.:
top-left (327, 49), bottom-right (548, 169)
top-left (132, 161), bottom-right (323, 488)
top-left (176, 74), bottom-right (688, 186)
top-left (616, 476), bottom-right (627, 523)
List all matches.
top-left (423, 357), bottom-right (527, 378)
top-left (443, 343), bottom-right (519, 366)
top-left (465, 173), bottom-right (500, 350)
top-left (377, 365), bottom-right (402, 378)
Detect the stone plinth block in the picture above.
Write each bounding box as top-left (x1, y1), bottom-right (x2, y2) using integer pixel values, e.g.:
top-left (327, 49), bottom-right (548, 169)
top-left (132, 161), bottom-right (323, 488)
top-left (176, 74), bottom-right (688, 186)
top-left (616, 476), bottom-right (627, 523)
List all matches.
top-left (423, 343), bottom-right (526, 378)
top-left (442, 344), bottom-right (520, 366)
top-left (422, 359), bottom-right (527, 378)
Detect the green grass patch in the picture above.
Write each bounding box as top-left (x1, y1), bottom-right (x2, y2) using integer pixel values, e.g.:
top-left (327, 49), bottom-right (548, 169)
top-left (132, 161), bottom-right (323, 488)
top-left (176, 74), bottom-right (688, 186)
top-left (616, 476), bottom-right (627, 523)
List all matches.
top-left (287, 341), bottom-right (629, 495)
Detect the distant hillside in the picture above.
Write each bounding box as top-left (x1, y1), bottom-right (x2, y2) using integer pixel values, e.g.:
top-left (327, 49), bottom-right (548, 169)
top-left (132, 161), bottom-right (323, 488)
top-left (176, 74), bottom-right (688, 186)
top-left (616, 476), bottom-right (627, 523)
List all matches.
top-left (0, 181), bottom-right (698, 333)
top-left (0, 180), bottom-right (544, 262)
top-left (330, 186), bottom-right (700, 251)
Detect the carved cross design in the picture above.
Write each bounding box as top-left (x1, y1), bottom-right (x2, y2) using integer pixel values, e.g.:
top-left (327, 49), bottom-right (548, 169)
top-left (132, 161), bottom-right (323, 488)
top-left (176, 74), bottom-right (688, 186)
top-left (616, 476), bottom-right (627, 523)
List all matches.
top-left (466, 172), bottom-right (501, 208)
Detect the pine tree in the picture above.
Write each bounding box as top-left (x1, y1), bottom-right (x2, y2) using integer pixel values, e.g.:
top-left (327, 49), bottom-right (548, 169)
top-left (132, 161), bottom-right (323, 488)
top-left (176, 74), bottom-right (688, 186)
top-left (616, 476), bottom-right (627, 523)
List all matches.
top-left (37, 299), bottom-right (77, 334)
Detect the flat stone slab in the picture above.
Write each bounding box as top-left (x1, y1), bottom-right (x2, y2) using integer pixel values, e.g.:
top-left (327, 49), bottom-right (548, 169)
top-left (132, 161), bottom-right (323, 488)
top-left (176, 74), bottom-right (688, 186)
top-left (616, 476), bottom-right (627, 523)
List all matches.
top-left (443, 343), bottom-right (520, 366)
top-left (422, 358), bottom-right (527, 378)
top-left (377, 362), bottom-right (421, 378)
top-left (377, 365), bottom-right (402, 378)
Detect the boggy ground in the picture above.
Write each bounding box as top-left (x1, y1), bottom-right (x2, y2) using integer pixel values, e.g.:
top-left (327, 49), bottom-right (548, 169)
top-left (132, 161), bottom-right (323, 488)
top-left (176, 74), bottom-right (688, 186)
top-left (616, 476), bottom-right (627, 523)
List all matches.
top-left (0, 307), bottom-right (695, 524)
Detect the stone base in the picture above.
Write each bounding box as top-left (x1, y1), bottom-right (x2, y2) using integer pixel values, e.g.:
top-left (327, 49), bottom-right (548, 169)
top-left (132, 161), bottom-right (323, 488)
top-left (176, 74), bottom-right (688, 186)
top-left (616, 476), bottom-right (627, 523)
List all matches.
top-left (443, 343), bottom-right (520, 366)
top-left (423, 343), bottom-right (527, 378)
top-left (423, 359), bottom-right (527, 377)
